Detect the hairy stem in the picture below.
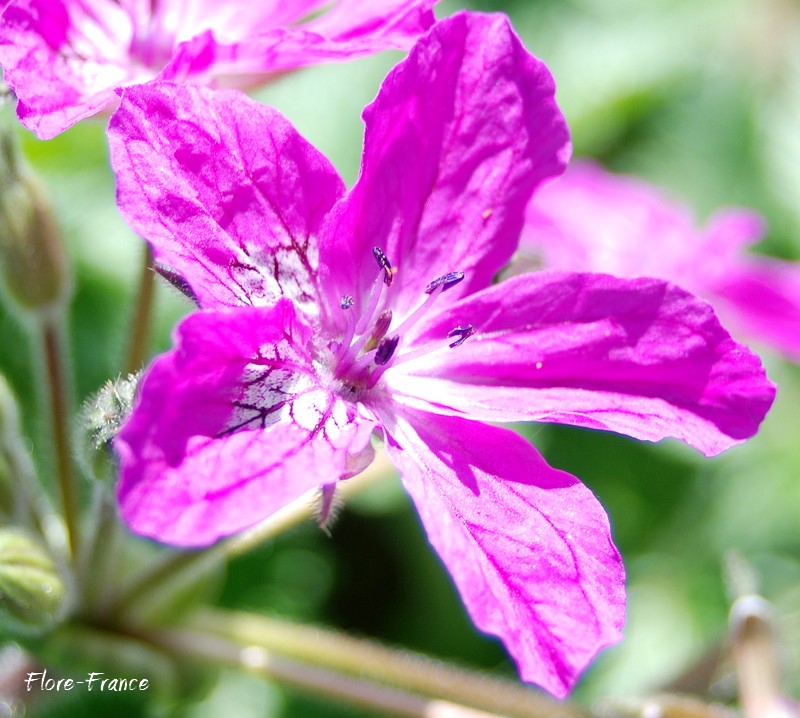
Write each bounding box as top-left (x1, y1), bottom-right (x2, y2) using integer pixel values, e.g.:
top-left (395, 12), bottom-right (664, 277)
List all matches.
top-left (41, 313), bottom-right (79, 558)
top-left (124, 242), bottom-right (156, 375)
top-left (78, 484), bottom-right (124, 614)
top-left (146, 623), bottom-right (513, 718)
top-left (182, 608), bottom-right (581, 718)
top-left (0, 415), bottom-right (52, 540)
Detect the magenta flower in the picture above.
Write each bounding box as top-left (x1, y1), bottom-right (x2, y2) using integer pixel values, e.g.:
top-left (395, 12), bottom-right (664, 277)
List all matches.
top-left (0, 0), bottom-right (437, 139)
top-left (524, 160), bottom-right (800, 362)
top-left (108, 13), bottom-right (774, 697)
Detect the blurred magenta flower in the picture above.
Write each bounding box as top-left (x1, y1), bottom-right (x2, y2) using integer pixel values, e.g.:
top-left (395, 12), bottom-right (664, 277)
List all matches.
top-left (0, 0), bottom-right (437, 139)
top-left (108, 13), bottom-right (774, 698)
top-left (524, 160), bottom-right (800, 362)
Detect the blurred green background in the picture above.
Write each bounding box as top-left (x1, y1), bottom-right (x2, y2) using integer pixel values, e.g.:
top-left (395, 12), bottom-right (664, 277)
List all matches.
top-left (1, 0), bottom-right (799, 715)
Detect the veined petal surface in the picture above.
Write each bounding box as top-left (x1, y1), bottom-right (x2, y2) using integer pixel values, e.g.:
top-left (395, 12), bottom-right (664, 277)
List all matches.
top-left (523, 160), bottom-right (800, 362)
top-left (115, 300), bottom-right (375, 546)
top-left (0, 0), bottom-right (437, 138)
top-left (109, 83), bottom-right (345, 318)
top-left (710, 256), bottom-right (800, 362)
top-left (157, 1), bottom-right (439, 82)
top-left (0, 0), bottom-right (135, 138)
top-left (387, 272), bottom-right (775, 456)
top-left (318, 12), bottom-right (570, 328)
top-left (383, 408), bottom-right (625, 698)
top-left (307, 0), bottom-right (436, 46)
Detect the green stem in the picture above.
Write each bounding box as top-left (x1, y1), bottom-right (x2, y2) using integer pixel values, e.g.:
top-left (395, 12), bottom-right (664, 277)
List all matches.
top-left (1, 420), bottom-right (52, 540)
top-left (183, 608), bottom-right (580, 718)
top-left (78, 483), bottom-right (123, 614)
top-left (146, 623), bottom-right (511, 718)
top-left (103, 547), bottom-right (209, 623)
top-left (594, 695), bottom-right (741, 718)
top-left (124, 242), bottom-right (156, 375)
top-left (107, 462), bottom-right (389, 621)
top-left (41, 312), bottom-right (79, 558)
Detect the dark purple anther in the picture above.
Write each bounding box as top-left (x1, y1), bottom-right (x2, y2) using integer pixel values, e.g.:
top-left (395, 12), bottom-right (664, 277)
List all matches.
top-left (340, 295), bottom-right (354, 309)
top-left (373, 247), bottom-right (394, 286)
top-left (447, 324), bottom-right (476, 348)
top-left (374, 335), bottom-right (400, 365)
top-left (425, 271), bottom-right (465, 295)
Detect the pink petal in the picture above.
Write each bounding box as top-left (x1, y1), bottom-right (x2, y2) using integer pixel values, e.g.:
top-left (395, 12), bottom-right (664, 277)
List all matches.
top-left (523, 160), bottom-right (705, 281)
top-left (318, 11), bottom-right (570, 330)
top-left (306, 0), bottom-right (436, 46)
top-left (0, 0), bottom-right (135, 138)
top-left (108, 82), bottom-right (345, 317)
top-left (698, 209), bottom-right (767, 265)
top-left (383, 408), bottom-right (625, 698)
top-left (117, 0), bottom-right (150, 29)
top-left (0, 0), bottom-right (436, 138)
top-left (387, 271), bottom-right (775, 456)
top-left (140, 1), bottom-right (327, 43)
top-left (144, 0), bottom-right (431, 49)
top-left (710, 256), bottom-right (800, 362)
top-left (522, 162), bottom-right (800, 362)
top-left (191, 0), bottom-right (437, 80)
top-left (115, 299), bottom-right (375, 546)
top-left (524, 162), bottom-right (769, 288)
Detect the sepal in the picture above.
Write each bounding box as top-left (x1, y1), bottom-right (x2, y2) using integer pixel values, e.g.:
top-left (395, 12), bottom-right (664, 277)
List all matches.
top-left (0, 528), bottom-right (67, 635)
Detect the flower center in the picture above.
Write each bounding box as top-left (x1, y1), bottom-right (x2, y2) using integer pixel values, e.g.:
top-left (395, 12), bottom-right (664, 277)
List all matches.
top-left (330, 248), bottom-right (475, 394)
top-left (129, 0), bottom-right (197, 70)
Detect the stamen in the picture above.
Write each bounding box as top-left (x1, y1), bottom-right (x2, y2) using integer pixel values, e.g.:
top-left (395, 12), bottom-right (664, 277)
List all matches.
top-left (374, 336), bottom-right (400, 366)
top-left (372, 310), bottom-right (393, 340)
top-left (340, 295), bottom-right (354, 309)
top-left (425, 271), bottom-right (464, 295)
top-left (367, 321), bottom-right (477, 387)
top-left (363, 310), bottom-right (393, 353)
top-left (447, 325), bottom-right (476, 348)
top-left (390, 282), bottom-right (444, 339)
top-left (337, 272), bottom-right (390, 375)
top-left (336, 295), bottom-right (359, 360)
top-left (373, 247), bottom-right (394, 286)
top-left (354, 266), bottom-right (387, 336)
top-left (379, 340), bottom-right (444, 370)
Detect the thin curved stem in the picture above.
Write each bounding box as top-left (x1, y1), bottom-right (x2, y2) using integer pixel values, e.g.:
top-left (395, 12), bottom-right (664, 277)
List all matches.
top-left (124, 242), bottom-right (156, 375)
top-left (0, 386), bottom-right (53, 539)
top-left (145, 623), bottom-right (513, 718)
top-left (182, 607), bottom-right (580, 718)
top-left (78, 483), bottom-right (124, 614)
top-left (41, 312), bottom-right (79, 558)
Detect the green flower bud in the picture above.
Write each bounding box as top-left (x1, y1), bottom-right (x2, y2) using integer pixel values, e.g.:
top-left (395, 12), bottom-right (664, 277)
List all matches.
top-left (83, 375), bottom-right (139, 450)
top-left (80, 374), bottom-right (139, 481)
top-left (0, 129), bottom-right (70, 314)
top-left (0, 529), bottom-right (67, 635)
